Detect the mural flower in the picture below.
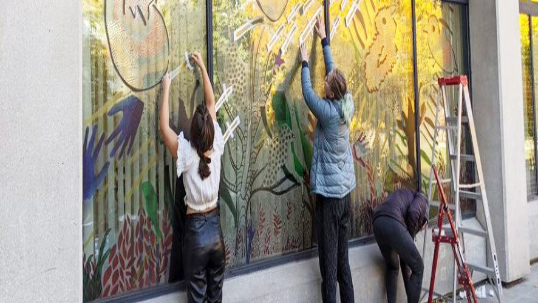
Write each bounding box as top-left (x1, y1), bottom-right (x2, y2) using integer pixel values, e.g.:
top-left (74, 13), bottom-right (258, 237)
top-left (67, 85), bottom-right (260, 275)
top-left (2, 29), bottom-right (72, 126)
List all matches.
top-left (364, 6), bottom-right (399, 93)
top-left (100, 207), bottom-right (172, 298)
top-left (256, 0), bottom-right (288, 22)
top-left (106, 96), bottom-right (144, 159)
top-left (83, 125), bottom-right (110, 201)
top-left (105, 0), bottom-right (169, 91)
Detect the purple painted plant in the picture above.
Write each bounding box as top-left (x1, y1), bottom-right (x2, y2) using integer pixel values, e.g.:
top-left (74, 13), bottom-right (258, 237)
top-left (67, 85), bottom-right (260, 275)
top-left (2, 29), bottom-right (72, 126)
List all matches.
top-left (83, 125), bottom-right (110, 201)
top-left (106, 96), bottom-right (144, 159)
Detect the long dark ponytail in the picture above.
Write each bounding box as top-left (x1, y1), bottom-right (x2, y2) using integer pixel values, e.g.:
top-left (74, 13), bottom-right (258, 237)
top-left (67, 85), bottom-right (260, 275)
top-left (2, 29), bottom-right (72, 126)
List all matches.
top-left (190, 104), bottom-right (215, 180)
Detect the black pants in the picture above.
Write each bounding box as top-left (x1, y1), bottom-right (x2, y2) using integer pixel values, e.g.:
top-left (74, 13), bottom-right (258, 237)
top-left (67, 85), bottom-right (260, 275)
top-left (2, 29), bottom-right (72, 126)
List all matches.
top-left (183, 209), bottom-right (225, 303)
top-left (169, 176), bottom-right (187, 283)
top-left (316, 194), bottom-right (355, 303)
top-left (373, 216), bottom-right (424, 303)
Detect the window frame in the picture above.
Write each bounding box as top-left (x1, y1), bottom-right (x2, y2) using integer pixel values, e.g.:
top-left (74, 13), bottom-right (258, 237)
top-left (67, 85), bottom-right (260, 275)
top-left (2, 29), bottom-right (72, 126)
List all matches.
top-left (88, 0), bottom-right (471, 301)
top-left (520, 1), bottom-right (538, 201)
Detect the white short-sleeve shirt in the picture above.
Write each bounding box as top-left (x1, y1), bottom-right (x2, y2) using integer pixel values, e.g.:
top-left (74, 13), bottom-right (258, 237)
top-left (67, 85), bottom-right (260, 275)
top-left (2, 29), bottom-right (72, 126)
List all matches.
top-left (177, 120), bottom-right (224, 211)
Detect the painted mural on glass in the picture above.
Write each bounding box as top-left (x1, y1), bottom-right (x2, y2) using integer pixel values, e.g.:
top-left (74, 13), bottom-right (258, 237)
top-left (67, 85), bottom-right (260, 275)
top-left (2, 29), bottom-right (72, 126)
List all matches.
top-left (415, 1), bottom-right (469, 212)
top-left (329, 0), bottom-right (416, 236)
top-left (82, 0), bottom-right (206, 300)
top-left (83, 0), bottom-right (469, 300)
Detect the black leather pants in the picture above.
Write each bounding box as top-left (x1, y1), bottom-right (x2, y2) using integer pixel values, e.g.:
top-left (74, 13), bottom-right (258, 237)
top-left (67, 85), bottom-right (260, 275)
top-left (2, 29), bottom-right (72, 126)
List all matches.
top-left (183, 209), bottom-right (225, 303)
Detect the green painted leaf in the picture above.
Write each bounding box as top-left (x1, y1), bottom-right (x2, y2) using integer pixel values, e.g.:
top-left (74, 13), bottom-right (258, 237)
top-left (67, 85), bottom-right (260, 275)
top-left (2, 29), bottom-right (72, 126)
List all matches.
top-left (293, 102), bottom-right (313, 171)
top-left (164, 171), bottom-right (175, 223)
top-left (420, 150), bottom-right (432, 166)
top-left (291, 146), bottom-right (304, 177)
top-left (141, 181), bottom-right (163, 240)
top-left (96, 229), bottom-right (111, 277)
top-left (272, 91), bottom-right (292, 128)
top-left (281, 165), bottom-right (299, 185)
top-left (260, 106), bottom-right (273, 138)
top-left (219, 182), bottom-right (238, 227)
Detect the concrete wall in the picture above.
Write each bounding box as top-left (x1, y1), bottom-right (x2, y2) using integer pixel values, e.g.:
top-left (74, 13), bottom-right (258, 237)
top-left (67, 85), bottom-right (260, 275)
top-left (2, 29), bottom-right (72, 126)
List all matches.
top-left (469, 0), bottom-right (530, 282)
top-left (528, 201), bottom-right (538, 261)
top-left (0, 1), bottom-right (82, 302)
top-left (140, 218), bottom-right (486, 303)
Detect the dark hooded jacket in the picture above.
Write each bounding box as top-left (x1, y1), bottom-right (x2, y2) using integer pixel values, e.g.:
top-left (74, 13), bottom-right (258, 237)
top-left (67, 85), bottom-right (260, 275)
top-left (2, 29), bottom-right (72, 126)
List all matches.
top-left (373, 189), bottom-right (428, 238)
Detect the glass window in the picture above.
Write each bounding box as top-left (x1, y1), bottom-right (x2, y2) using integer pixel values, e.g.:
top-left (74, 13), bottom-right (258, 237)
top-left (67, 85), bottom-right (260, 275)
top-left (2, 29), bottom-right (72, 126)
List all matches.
top-left (416, 1), bottom-right (470, 213)
top-left (329, 0), bottom-right (416, 237)
top-left (521, 14), bottom-right (536, 198)
top-left (83, 0), bottom-right (471, 299)
top-left (82, 0), bottom-right (206, 301)
top-left (520, 13), bottom-right (538, 199)
top-left (213, 0), bottom-right (326, 268)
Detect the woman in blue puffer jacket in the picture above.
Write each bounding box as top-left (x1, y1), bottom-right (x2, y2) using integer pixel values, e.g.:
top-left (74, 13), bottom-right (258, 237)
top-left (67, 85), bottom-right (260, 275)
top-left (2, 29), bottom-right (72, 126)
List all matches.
top-left (300, 15), bottom-right (356, 303)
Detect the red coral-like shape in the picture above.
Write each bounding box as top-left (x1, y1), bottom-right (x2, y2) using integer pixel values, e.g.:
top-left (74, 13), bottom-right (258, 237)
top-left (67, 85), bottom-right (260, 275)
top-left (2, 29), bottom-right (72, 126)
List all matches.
top-left (100, 206), bottom-right (173, 299)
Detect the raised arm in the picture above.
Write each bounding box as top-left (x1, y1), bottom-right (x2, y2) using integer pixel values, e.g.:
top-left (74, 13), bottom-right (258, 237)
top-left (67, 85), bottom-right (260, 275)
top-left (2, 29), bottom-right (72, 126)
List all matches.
top-left (300, 43), bottom-right (332, 126)
top-left (314, 15), bottom-right (334, 74)
top-left (191, 52), bottom-right (216, 121)
top-left (160, 73), bottom-right (178, 158)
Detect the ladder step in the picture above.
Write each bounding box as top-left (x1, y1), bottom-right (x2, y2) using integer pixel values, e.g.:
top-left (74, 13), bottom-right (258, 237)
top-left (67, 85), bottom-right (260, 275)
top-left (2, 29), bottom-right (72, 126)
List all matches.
top-left (459, 190), bottom-right (482, 200)
top-left (467, 262), bottom-right (496, 276)
top-left (446, 117), bottom-right (469, 124)
top-left (449, 154), bottom-right (475, 162)
top-left (459, 182), bottom-right (482, 190)
top-left (436, 125), bottom-right (458, 131)
top-left (430, 201), bottom-right (456, 210)
top-left (432, 178), bottom-right (452, 185)
top-left (458, 224), bottom-right (488, 238)
top-left (432, 226), bottom-right (455, 238)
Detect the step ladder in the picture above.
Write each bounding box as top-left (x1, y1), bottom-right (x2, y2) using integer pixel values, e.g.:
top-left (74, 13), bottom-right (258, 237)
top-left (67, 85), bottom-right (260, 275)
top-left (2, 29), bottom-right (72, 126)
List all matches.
top-left (429, 166), bottom-right (478, 303)
top-left (421, 76), bottom-right (502, 302)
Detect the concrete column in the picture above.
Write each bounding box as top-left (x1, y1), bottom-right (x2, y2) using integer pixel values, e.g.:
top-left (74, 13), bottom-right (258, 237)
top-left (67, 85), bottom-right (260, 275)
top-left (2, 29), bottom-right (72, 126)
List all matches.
top-left (469, 0), bottom-right (530, 282)
top-left (0, 1), bottom-right (82, 302)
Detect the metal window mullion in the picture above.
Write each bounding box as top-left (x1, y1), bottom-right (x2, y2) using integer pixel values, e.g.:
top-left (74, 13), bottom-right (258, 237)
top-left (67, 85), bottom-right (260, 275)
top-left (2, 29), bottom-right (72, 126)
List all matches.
top-left (206, 0), bottom-right (214, 85)
top-left (324, 0), bottom-right (330, 45)
top-left (440, 0), bottom-right (468, 5)
top-left (412, 0), bottom-right (421, 192)
top-left (528, 16), bottom-right (538, 196)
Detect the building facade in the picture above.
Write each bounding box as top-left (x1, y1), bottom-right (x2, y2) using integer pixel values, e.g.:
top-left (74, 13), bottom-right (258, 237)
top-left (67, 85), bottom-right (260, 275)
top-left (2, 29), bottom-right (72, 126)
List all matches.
top-left (0, 0), bottom-right (535, 302)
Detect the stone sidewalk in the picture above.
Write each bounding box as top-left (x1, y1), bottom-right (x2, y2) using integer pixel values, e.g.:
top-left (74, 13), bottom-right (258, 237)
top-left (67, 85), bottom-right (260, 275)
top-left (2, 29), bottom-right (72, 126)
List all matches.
top-left (502, 262), bottom-right (538, 303)
top-left (447, 262), bottom-right (538, 303)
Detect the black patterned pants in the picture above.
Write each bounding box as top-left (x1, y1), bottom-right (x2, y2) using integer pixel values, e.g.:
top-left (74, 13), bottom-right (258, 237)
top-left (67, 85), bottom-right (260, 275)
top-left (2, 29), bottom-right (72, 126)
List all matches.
top-left (316, 193), bottom-right (355, 303)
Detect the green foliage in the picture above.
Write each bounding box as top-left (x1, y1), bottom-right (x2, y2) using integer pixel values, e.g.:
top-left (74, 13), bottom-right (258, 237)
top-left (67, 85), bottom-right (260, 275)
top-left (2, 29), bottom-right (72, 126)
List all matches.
top-left (83, 229), bottom-right (111, 302)
top-left (141, 182), bottom-right (163, 240)
top-left (219, 181), bottom-right (238, 227)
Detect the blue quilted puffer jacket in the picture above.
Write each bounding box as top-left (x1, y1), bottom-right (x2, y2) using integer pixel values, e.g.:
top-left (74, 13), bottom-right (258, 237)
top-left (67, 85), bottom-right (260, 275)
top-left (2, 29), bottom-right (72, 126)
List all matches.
top-left (301, 39), bottom-right (356, 198)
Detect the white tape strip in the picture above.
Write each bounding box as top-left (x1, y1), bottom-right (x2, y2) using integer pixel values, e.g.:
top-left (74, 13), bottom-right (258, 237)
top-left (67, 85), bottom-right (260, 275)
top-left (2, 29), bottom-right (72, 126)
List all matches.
top-left (330, 16), bottom-right (341, 41)
top-left (234, 17), bottom-right (263, 42)
top-left (223, 116), bottom-right (241, 144)
top-left (299, 6), bottom-right (323, 44)
top-left (169, 66), bottom-right (181, 81)
top-left (185, 52), bottom-right (194, 71)
top-left (341, 0), bottom-right (348, 11)
top-left (216, 84), bottom-right (233, 112)
top-left (281, 23), bottom-right (297, 54)
top-left (302, 0), bottom-right (314, 16)
top-left (345, 0), bottom-right (359, 28)
top-left (287, 3), bottom-right (301, 23)
top-left (267, 25), bottom-right (285, 52)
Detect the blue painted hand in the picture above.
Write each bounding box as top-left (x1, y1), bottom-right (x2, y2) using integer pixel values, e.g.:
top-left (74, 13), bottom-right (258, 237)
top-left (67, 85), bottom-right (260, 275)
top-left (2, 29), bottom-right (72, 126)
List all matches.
top-left (106, 96), bottom-right (144, 159)
top-left (83, 125), bottom-right (110, 201)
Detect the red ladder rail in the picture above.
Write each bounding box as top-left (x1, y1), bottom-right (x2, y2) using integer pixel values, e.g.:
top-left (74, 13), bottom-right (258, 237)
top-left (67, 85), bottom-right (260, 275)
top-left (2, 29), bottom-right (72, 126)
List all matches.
top-left (427, 166), bottom-right (478, 303)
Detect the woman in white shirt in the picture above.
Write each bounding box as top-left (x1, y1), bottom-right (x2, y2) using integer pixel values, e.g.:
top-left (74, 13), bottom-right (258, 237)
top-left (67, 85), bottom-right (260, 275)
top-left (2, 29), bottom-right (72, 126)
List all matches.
top-left (160, 52), bottom-right (225, 303)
